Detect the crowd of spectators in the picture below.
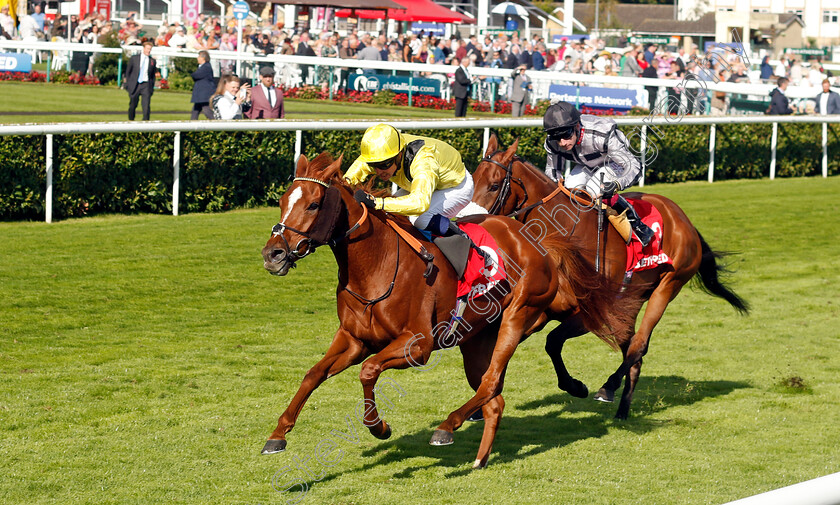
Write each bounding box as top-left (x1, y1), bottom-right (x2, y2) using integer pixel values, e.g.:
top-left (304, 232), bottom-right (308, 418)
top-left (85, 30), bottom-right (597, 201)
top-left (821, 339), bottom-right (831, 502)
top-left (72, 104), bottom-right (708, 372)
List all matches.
top-left (3, 1), bottom-right (838, 117)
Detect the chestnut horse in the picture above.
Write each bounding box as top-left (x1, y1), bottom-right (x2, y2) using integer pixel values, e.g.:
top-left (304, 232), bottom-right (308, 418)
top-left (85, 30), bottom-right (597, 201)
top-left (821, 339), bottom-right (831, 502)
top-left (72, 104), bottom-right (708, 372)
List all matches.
top-left (260, 152), bottom-right (637, 468)
top-left (471, 135), bottom-right (749, 419)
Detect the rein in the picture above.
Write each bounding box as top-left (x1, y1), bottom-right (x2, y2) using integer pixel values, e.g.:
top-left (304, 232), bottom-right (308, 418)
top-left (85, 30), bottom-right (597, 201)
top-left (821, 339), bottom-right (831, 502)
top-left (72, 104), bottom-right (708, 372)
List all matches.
top-left (481, 153), bottom-right (594, 221)
top-left (481, 153), bottom-right (528, 217)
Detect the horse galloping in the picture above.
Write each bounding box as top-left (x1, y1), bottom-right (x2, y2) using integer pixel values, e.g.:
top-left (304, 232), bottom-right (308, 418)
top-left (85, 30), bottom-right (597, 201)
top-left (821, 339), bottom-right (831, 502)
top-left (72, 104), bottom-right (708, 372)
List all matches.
top-left (471, 135), bottom-right (749, 419)
top-left (260, 152), bottom-right (638, 467)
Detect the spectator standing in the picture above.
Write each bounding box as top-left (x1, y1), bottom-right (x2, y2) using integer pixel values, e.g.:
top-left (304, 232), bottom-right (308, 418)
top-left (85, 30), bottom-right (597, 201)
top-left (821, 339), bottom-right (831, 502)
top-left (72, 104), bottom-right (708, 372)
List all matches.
top-left (642, 58), bottom-right (659, 111)
top-left (190, 51), bottom-right (215, 120)
top-left (532, 43), bottom-right (545, 70)
top-left (31, 3), bottom-right (45, 33)
top-left (452, 57), bottom-right (474, 117)
top-left (620, 48), bottom-right (642, 77)
top-left (767, 77), bottom-right (794, 115)
top-left (814, 78), bottom-right (840, 114)
top-left (759, 55), bottom-right (773, 81)
top-left (316, 34), bottom-right (338, 92)
top-left (247, 66), bottom-right (284, 119)
top-left (125, 41), bottom-right (157, 121)
top-left (296, 32), bottom-right (316, 84)
top-left (665, 60), bottom-right (683, 114)
top-left (510, 65), bottom-right (531, 117)
top-left (0, 5), bottom-right (15, 38)
top-left (168, 25), bottom-right (187, 48)
top-left (211, 74), bottom-right (251, 120)
top-left (710, 71), bottom-right (728, 115)
top-left (338, 37), bottom-right (356, 92)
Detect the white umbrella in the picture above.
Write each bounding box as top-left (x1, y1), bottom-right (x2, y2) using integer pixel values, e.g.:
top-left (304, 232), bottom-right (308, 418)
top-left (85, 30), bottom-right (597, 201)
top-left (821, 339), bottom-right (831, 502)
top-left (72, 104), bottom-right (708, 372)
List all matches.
top-left (491, 1), bottom-right (529, 17)
top-left (490, 2), bottom-right (530, 39)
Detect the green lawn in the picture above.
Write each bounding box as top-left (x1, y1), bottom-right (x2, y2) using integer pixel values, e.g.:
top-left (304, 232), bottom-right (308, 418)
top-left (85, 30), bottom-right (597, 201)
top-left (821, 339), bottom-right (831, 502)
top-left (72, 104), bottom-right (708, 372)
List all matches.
top-left (1, 176), bottom-right (839, 504)
top-left (0, 81), bottom-right (499, 123)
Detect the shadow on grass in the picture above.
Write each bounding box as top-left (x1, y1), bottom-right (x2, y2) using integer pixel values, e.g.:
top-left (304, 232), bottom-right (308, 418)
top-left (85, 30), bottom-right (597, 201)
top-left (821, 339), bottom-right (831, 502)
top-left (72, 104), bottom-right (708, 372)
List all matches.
top-left (298, 375), bottom-right (748, 488)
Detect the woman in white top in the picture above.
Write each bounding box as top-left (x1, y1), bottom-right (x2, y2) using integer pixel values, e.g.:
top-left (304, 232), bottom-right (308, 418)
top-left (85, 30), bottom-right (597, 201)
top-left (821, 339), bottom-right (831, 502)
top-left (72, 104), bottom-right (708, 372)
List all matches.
top-left (211, 74), bottom-right (252, 120)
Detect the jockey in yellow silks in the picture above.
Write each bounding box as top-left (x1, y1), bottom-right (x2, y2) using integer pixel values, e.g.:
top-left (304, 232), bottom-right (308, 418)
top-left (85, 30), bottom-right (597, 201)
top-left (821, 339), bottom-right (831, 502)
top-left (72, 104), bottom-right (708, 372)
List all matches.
top-left (346, 123), bottom-right (476, 237)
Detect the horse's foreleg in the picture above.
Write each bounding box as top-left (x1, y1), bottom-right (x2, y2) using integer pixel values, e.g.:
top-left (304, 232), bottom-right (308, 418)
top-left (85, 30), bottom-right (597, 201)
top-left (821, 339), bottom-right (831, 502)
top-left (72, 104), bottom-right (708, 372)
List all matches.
top-left (545, 314), bottom-right (589, 398)
top-left (433, 311), bottom-right (530, 444)
top-left (358, 332), bottom-right (434, 440)
top-left (263, 329), bottom-right (367, 454)
top-left (457, 335), bottom-right (505, 469)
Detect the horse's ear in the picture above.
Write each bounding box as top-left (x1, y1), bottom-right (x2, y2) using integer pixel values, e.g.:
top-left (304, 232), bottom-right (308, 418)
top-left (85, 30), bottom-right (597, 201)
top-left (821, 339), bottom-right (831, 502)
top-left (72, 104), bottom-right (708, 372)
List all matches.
top-left (324, 154), bottom-right (344, 180)
top-left (484, 133), bottom-right (498, 157)
top-left (295, 154), bottom-right (309, 177)
top-left (501, 138), bottom-right (519, 164)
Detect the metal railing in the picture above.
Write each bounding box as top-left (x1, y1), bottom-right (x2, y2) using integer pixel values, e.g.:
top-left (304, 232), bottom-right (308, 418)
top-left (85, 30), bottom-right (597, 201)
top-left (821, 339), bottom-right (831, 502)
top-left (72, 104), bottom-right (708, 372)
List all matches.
top-left (0, 115), bottom-right (836, 223)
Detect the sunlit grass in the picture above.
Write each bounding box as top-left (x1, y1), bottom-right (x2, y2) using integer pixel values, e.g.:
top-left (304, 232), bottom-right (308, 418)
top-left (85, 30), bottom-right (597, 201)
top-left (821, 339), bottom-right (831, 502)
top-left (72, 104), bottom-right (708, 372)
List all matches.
top-left (1, 176), bottom-right (839, 504)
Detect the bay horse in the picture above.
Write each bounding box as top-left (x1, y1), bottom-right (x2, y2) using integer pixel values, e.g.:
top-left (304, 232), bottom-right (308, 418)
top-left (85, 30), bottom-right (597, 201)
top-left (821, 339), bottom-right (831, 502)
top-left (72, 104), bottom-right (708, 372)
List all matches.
top-left (471, 135), bottom-right (749, 419)
top-left (260, 152), bottom-right (638, 468)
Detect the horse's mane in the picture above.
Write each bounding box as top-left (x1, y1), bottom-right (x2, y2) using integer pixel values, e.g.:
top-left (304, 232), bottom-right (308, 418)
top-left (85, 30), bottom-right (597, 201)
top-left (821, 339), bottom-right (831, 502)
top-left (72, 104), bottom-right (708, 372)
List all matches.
top-left (307, 152), bottom-right (414, 228)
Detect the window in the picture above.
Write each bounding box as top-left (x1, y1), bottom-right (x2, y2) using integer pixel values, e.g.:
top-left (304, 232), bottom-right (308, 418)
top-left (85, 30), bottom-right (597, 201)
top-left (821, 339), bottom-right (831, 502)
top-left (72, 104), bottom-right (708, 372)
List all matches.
top-left (718, 7), bottom-right (734, 11)
top-left (752, 8), bottom-right (769, 13)
top-left (786, 9), bottom-right (803, 16)
top-left (823, 10), bottom-right (839, 23)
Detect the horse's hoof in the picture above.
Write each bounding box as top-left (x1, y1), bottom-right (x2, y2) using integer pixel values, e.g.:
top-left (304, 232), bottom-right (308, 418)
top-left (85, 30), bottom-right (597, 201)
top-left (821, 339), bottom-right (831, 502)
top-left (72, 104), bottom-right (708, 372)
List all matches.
top-left (560, 379), bottom-right (589, 399)
top-left (371, 421), bottom-right (392, 440)
top-left (261, 439), bottom-right (287, 455)
top-left (466, 409), bottom-right (484, 422)
top-left (614, 411), bottom-right (629, 420)
top-left (430, 429), bottom-right (454, 446)
top-left (472, 458), bottom-right (488, 469)
top-left (594, 388), bottom-right (614, 403)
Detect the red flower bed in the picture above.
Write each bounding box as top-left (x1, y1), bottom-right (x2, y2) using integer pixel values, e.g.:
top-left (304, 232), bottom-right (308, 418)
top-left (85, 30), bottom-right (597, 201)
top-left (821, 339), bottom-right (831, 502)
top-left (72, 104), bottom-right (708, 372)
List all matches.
top-left (0, 71), bottom-right (47, 82)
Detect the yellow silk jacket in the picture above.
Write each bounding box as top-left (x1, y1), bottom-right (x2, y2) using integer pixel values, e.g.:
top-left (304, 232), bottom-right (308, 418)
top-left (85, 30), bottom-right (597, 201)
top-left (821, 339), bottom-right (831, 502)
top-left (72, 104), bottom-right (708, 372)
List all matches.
top-left (344, 133), bottom-right (467, 215)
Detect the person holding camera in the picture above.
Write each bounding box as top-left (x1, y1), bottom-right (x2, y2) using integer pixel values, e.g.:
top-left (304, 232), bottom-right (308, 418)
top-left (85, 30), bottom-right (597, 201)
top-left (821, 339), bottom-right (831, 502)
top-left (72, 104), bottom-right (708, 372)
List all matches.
top-left (210, 74), bottom-right (251, 120)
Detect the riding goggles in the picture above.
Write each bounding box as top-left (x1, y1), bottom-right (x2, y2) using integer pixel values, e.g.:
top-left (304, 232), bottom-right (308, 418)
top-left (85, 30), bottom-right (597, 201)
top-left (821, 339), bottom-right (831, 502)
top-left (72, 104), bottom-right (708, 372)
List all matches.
top-left (368, 156), bottom-right (398, 171)
top-left (546, 126), bottom-right (577, 141)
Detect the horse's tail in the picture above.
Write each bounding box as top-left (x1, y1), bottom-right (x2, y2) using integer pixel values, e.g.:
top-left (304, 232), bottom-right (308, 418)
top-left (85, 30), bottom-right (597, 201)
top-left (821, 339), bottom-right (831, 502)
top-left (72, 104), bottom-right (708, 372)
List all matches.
top-left (542, 236), bottom-right (641, 351)
top-left (693, 230), bottom-right (750, 315)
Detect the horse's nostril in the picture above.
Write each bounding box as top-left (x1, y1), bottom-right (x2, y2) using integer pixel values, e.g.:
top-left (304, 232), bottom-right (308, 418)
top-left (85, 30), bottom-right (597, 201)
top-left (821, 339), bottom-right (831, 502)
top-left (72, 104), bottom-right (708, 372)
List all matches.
top-left (271, 249), bottom-right (285, 261)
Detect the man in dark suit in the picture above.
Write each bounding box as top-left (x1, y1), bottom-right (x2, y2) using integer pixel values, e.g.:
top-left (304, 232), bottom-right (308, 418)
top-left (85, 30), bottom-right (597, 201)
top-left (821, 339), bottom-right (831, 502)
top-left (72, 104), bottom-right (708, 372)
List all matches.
top-left (452, 57), bottom-right (474, 118)
top-left (190, 50), bottom-right (216, 120)
top-left (296, 32), bottom-right (317, 84)
top-left (246, 66), bottom-right (285, 119)
top-left (125, 41), bottom-right (157, 121)
top-left (767, 77), bottom-right (794, 115)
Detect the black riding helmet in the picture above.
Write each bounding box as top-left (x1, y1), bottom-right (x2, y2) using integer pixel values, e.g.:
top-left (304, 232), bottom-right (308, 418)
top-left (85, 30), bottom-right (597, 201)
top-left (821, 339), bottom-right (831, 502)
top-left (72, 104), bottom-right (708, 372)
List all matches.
top-left (544, 101), bottom-right (581, 154)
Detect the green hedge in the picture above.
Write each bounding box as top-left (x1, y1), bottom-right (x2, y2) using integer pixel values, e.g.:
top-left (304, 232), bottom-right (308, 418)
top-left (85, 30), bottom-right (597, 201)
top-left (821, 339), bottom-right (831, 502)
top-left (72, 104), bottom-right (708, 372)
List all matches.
top-left (1, 122), bottom-right (838, 220)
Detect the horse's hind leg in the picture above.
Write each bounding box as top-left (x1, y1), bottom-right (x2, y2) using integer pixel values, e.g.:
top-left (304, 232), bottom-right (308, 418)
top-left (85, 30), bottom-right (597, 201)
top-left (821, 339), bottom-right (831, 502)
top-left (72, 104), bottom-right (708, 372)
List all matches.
top-left (545, 314), bottom-right (589, 398)
top-left (597, 278), bottom-right (683, 419)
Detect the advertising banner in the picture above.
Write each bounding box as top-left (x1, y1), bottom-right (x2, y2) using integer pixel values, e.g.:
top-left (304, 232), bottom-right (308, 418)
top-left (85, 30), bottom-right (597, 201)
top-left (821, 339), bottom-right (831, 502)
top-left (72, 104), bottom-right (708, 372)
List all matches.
top-left (0, 53), bottom-right (32, 73)
top-left (350, 73), bottom-right (443, 97)
top-left (547, 84), bottom-right (642, 111)
top-left (183, 0), bottom-right (200, 24)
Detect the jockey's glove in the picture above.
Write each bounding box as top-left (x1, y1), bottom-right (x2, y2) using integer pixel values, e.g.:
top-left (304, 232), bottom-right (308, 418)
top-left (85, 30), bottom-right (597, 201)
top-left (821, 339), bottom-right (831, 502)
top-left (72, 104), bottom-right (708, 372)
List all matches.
top-left (353, 189), bottom-right (378, 209)
top-left (602, 180), bottom-right (620, 198)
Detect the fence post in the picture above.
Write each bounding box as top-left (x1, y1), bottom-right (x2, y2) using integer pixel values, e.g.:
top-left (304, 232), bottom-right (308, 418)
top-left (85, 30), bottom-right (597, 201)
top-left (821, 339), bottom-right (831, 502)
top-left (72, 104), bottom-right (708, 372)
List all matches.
top-left (408, 76), bottom-right (414, 107)
top-left (482, 127), bottom-right (490, 156)
top-left (708, 124), bottom-right (716, 183)
top-left (329, 70), bottom-right (334, 101)
top-left (117, 56), bottom-right (123, 89)
top-left (294, 130), bottom-right (302, 165)
top-left (822, 122), bottom-right (828, 178)
top-left (45, 134), bottom-right (53, 224)
top-left (491, 83), bottom-right (496, 113)
top-left (639, 124), bottom-right (647, 187)
top-left (172, 131), bottom-right (180, 216)
top-left (46, 54), bottom-right (51, 82)
top-left (769, 122), bottom-right (778, 180)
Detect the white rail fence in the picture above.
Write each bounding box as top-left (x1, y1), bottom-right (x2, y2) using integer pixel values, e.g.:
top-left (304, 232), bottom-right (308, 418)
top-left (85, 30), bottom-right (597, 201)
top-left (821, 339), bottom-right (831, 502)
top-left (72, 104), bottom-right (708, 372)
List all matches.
top-left (721, 471), bottom-right (840, 505)
top-left (0, 115), bottom-right (836, 223)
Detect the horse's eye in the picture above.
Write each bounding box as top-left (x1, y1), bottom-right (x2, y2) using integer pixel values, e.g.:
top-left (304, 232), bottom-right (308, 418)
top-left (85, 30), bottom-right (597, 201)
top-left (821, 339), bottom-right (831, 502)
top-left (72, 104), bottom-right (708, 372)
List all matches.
top-left (308, 202), bottom-right (320, 210)
top-left (490, 184), bottom-right (500, 192)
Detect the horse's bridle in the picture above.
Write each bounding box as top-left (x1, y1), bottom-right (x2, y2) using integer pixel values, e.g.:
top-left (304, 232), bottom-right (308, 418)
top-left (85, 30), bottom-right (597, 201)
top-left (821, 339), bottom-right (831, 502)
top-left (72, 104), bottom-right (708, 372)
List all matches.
top-left (480, 152), bottom-right (529, 218)
top-left (271, 177), bottom-right (368, 268)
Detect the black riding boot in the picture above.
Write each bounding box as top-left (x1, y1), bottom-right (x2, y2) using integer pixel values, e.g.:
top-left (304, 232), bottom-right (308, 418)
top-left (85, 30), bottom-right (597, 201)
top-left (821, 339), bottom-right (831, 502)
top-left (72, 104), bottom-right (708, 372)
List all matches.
top-left (611, 195), bottom-right (655, 247)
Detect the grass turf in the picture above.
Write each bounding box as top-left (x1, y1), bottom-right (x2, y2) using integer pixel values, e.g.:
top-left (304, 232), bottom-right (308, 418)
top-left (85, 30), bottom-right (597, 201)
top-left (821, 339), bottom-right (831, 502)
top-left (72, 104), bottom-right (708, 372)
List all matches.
top-left (1, 176), bottom-right (839, 504)
top-left (0, 81), bottom-right (498, 124)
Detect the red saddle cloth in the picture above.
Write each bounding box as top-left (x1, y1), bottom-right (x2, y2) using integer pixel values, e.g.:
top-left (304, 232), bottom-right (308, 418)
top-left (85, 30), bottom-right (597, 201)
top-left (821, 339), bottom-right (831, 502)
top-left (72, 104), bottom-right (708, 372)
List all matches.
top-left (622, 198), bottom-right (673, 274)
top-left (456, 223), bottom-right (507, 300)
